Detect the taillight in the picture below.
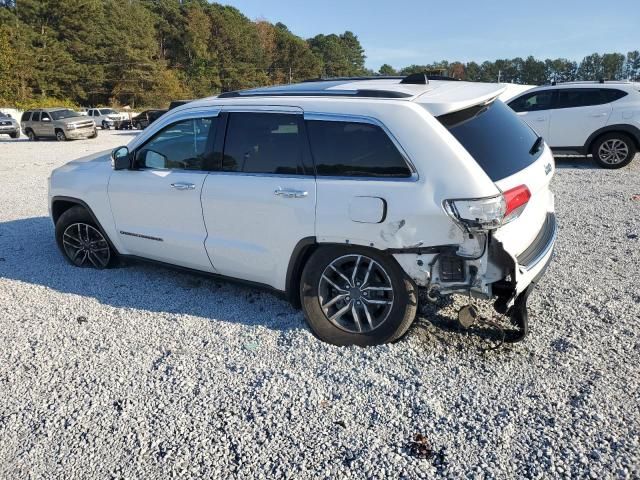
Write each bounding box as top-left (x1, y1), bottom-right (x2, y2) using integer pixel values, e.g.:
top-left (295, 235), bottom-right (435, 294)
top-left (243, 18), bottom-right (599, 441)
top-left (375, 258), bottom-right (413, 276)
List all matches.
top-left (444, 184), bottom-right (531, 231)
top-left (502, 185), bottom-right (531, 224)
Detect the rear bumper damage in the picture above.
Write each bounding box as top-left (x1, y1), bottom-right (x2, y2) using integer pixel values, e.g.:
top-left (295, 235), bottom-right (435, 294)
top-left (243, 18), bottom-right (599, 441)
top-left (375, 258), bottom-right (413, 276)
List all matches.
top-left (392, 212), bottom-right (557, 341)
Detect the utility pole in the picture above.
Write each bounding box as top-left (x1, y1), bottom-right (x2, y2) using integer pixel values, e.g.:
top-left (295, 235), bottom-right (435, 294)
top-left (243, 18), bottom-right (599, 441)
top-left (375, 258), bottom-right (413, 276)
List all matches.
top-left (497, 70), bottom-right (502, 83)
top-left (289, 67), bottom-right (292, 84)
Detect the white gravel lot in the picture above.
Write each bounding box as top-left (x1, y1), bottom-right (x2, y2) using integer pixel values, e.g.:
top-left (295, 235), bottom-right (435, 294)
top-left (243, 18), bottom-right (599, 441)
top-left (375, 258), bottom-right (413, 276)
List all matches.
top-left (0, 130), bottom-right (639, 479)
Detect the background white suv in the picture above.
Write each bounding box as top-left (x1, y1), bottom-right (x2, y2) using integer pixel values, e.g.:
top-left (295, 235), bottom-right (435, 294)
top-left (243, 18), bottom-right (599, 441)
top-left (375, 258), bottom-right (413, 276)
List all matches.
top-left (86, 108), bottom-right (126, 129)
top-left (508, 81), bottom-right (640, 168)
top-left (48, 76), bottom-right (556, 346)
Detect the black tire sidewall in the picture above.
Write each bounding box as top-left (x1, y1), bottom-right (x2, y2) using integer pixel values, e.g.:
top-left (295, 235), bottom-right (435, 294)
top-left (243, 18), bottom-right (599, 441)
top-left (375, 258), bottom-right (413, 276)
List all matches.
top-left (56, 130), bottom-right (66, 141)
top-left (55, 206), bottom-right (114, 268)
top-left (592, 133), bottom-right (636, 169)
top-left (300, 246), bottom-right (417, 346)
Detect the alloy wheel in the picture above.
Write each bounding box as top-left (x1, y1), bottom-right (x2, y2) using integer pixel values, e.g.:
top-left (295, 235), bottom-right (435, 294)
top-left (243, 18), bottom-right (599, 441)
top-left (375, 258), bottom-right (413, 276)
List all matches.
top-left (598, 139), bottom-right (629, 165)
top-left (62, 223), bottom-right (110, 268)
top-left (318, 254), bottom-right (394, 333)
top-left (56, 131), bottom-right (66, 141)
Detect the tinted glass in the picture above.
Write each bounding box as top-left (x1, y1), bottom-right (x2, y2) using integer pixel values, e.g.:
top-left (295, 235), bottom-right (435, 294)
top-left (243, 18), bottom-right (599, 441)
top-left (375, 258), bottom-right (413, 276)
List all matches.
top-left (509, 91), bottom-right (554, 112)
top-left (41, 112), bottom-right (51, 121)
top-left (50, 109), bottom-right (80, 120)
top-left (136, 118), bottom-right (215, 170)
top-left (21, 112), bottom-right (31, 122)
top-left (223, 113), bottom-right (304, 175)
top-left (600, 89), bottom-right (627, 103)
top-left (306, 120), bottom-right (411, 177)
top-left (439, 100), bottom-right (542, 181)
top-left (31, 112), bottom-right (40, 121)
top-left (555, 88), bottom-right (623, 108)
top-left (100, 109), bottom-right (116, 115)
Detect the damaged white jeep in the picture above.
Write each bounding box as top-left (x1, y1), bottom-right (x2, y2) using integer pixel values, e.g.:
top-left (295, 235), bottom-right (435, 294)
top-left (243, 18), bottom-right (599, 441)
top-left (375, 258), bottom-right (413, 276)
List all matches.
top-left (48, 74), bottom-right (557, 346)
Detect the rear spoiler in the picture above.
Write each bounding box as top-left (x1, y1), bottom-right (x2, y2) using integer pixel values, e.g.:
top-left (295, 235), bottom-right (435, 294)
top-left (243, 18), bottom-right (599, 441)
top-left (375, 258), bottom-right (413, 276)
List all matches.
top-left (415, 83), bottom-right (506, 117)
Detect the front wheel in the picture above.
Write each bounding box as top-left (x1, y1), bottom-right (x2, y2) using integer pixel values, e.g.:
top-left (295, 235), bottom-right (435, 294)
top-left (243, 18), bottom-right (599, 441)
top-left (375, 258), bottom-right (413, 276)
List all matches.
top-left (55, 130), bottom-right (67, 141)
top-left (9, 131), bottom-right (19, 139)
top-left (55, 206), bottom-right (114, 269)
top-left (592, 133), bottom-right (636, 169)
top-left (101, 120), bottom-right (110, 130)
top-left (300, 246), bottom-right (417, 346)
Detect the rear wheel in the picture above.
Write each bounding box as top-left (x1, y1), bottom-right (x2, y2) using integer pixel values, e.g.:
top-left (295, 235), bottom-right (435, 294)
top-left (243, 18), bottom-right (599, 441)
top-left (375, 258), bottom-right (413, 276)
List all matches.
top-left (55, 206), bottom-right (114, 269)
top-left (26, 129), bottom-right (37, 141)
top-left (300, 246), bottom-right (417, 346)
top-left (592, 133), bottom-right (636, 169)
top-left (55, 129), bottom-right (67, 142)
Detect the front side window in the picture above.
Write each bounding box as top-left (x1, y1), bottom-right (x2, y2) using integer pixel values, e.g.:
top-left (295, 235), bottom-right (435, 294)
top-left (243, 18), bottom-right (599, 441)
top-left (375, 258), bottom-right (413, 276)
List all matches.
top-left (509, 90), bottom-right (555, 112)
top-left (41, 112), bottom-right (51, 121)
top-left (135, 118), bottom-right (216, 170)
top-left (222, 112), bottom-right (305, 175)
top-left (306, 120), bottom-right (411, 177)
top-left (100, 109), bottom-right (116, 115)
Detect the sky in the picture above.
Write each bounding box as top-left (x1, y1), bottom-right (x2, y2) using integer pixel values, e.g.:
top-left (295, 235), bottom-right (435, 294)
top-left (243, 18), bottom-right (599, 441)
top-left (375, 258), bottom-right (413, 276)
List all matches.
top-left (219, 0), bottom-right (638, 70)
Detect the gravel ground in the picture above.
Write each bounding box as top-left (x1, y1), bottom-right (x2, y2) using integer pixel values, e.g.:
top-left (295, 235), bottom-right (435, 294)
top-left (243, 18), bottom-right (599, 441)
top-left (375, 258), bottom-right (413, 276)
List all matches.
top-left (0, 131), bottom-right (639, 479)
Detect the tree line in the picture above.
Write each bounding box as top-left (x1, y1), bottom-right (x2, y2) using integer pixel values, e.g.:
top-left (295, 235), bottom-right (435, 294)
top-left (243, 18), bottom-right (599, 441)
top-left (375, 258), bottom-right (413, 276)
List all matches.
top-left (1, 0), bottom-right (638, 109)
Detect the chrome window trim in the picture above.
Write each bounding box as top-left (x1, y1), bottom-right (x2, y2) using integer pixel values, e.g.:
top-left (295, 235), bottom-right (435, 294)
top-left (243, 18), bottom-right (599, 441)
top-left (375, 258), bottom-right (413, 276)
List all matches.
top-left (303, 111), bottom-right (419, 181)
top-left (127, 106), bottom-right (221, 151)
top-left (206, 171), bottom-right (313, 179)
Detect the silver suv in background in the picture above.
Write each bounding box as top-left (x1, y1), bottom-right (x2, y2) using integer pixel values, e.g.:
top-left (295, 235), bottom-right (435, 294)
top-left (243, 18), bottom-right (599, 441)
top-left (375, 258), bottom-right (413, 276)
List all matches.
top-left (21, 108), bottom-right (97, 141)
top-left (0, 111), bottom-right (20, 139)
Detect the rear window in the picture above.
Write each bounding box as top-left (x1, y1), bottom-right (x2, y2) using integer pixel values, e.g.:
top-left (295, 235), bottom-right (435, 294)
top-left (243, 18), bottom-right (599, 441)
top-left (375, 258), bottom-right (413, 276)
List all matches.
top-left (439, 100), bottom-right (542, 181)
top-left (31, 111), bottom-right (40, 122)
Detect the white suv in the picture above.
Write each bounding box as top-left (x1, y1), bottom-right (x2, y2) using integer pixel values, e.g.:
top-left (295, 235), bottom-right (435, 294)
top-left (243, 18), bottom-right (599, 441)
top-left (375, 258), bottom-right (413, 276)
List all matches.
top-left (86, 108), bottom-right (126, 129)
top-left (508, 81), bottom-right (640, 168)
top-left (48, 75), bottom-right (557, 346)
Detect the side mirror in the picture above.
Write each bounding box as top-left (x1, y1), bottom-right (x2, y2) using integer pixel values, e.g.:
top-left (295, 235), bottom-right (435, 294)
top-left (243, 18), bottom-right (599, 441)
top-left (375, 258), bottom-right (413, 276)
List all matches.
top-left (111, 146), bottom-right (131, 170)
top-left (42, 117), bottom-right (51, 122)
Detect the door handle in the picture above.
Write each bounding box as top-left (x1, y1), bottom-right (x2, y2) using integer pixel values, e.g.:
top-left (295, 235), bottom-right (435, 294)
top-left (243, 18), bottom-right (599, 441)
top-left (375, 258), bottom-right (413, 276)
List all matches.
top-left (535, 117), bottom-right (546, 122)
top-left (170, 182), bottom-right (196, 190)
top-left (591, 113), bottom-right (607, 117)
top-left (274, 187), bottom-right (308, 198)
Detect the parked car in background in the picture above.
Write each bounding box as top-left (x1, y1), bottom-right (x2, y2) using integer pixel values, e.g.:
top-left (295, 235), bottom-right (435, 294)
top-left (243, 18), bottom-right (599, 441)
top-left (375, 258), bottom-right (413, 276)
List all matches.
top-left (508, 81), bottom-right (640, 168)
top-left (48, 75), bottom-right (556, 346)
top-left (132, 109), bottom-right (167, 129)
top-left (168, 100), bottom-right (193, 110)
top-left (21, 108), bottom-right (97, 141)
top-left (0, 111), bottom-right (20, 138)
top-left (86, 108), bottom-right (126, 129)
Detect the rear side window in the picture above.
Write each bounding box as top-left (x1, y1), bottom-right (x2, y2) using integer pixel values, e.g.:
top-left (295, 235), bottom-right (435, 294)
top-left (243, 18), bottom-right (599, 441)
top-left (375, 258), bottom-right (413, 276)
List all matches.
top-left (306, 120), bottom-right (411, 177)
top-left (21, 112), bottom-right (31, 122)
top-left (509, 90), bottom-right (555, 112)
top-left (31, 112), bottom-right (40, 122)
top-left (439, 100), bottom-right (542, 181)
top-left (556, 88), bottom-right (625, 109)
top-left (222, 113), bottom-right (305, 175)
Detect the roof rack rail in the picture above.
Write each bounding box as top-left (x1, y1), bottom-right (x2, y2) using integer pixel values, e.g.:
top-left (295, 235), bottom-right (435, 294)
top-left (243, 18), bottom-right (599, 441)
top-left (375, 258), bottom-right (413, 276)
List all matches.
top-left (217, 89), bottom-right (413, 99)
top-left (301, 74), bottom-right (460, 84)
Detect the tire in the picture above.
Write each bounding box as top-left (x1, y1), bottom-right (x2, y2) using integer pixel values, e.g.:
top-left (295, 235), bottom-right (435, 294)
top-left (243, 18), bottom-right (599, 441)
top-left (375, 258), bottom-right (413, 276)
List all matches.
top-left (101, 120), bottom-right (110, 130)
top-left (55, 129), bottom-right (67, 142)
top-left (55, 206), bottom-right (115, 269)
top-left (300, 246), bottom-right (418, 346)
top-left (88, 129), bottom-right (98, 139)
top-left (133, 122), bottom-right (141, 130)
top-left (591, 133), bottom-right (637, 169)
top-left (9, 131), bottom-right (19, 139)
top-left (26, 129), bottom-right (37, 141)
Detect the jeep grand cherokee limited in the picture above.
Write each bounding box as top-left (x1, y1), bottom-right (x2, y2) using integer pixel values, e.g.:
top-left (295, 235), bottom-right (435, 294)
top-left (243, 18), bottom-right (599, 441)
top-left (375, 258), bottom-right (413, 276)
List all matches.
top-left (48, 75), bottom-right (557, 346)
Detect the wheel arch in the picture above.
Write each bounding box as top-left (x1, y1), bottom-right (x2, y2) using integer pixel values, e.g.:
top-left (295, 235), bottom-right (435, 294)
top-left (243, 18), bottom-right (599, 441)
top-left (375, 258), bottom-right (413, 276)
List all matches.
top-left (585, 124), bottom-right (640, 153)
top-left (285, 236), bottom-right (318, 307)
top-left (51, 196), bottom-right (120, 254)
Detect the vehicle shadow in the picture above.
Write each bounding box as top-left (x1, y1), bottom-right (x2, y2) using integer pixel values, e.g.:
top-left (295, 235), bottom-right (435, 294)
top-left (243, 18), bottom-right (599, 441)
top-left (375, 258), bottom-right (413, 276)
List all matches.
top-left (0, 137), bottom-right (30, 144)
top-left (553, 155), bottom-right (598, 169)
top-left (0, 216), bottom-right (304, 332)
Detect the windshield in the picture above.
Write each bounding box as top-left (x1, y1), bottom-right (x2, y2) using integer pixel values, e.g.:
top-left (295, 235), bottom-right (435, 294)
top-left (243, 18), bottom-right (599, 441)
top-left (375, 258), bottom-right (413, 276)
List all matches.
top-left (100, 109), bottom-right (117, 115)
top-left (438, 100), bottom-right (542, 181)
top-left (50, 109), bottom-right (82, 120)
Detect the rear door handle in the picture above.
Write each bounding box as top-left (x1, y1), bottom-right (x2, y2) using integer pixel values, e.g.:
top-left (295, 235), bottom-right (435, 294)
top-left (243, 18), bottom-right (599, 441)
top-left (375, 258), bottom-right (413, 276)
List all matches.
top-left (535, 117), bottom-right (546, 122)
top-left (274, 187), bottom-right (308, 198)
top-left (170, 182), bottom-right (196, 190)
